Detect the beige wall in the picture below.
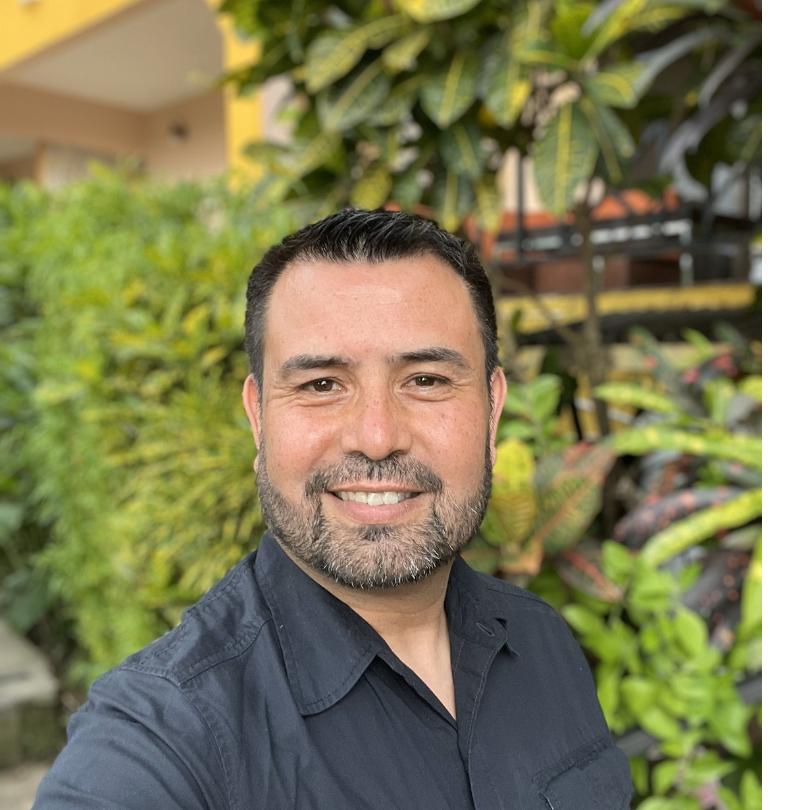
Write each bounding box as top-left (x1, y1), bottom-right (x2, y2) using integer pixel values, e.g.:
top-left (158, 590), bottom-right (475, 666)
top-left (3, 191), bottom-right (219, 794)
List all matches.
top-left (143, 89), bottom-right (226, 180)
top-left (0, 81), bottom-right (144, 155)
top-left (0, 81), bottom-right (226, 184)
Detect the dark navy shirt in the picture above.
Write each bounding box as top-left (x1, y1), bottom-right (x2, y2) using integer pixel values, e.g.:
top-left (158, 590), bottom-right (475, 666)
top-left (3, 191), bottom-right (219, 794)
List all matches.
top-left (34, 533), bottom-right (632, 810)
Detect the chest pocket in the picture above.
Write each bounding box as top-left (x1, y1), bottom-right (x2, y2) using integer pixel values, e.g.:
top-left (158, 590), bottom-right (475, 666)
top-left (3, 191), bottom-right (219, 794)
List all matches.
top-left (537, 742), bottom-right (633, 810)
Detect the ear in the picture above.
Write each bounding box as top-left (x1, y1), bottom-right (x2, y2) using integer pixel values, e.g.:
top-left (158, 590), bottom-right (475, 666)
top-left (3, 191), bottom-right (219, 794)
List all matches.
top-left (488, 367), bottom-right (507, 467)
top-left (242, 374), bottom-right (262, 456)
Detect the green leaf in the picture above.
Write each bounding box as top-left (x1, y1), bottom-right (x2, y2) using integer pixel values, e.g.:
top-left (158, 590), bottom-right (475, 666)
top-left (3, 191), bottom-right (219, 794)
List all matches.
top-left (594, 381), bottom-right (681, 415)
top-left (673, 606), bottom-right (708, 658)
top-left (367, 74), bottom-right (425, 126)
top-left (418, 50), bottom-right (480, 128)
top-left (493, 438), bottom-right (535, 489)
top-left (439, 120), bottom-right (485, 180)
top-left (640, 489), bottom-right (762, 566)
top-left (740, 770), bottom-right (762, 810)
top-left (350, 163), bottom-right (392, 209)
top-left (363, 15), bottom-right (413, 49)
top-left (703, 377), bottom-right (736, 427)
top-left (652, 760), bottom-right (680, 795)
top-left (601, 540), bottom-right (634, 586)
top-left (396, 0), bottom-right (483, 23)
top-left (550, 3), bottom-right (599, 60)
top-left (682, 327), bottom-right (717, 364)
top-left (382, 27), bottom-right (432, 71)
top-left (429, 168), bottom-right (474, 232)
top-left (482, 34), bottom-right (533, 127)
top-left (473, 177), bottom-right (502, 233)
top-left (532, 103), bottom-right (599, 215)
top-left (304, 29), bottom-right (368, 94)
top-left (620, 675), bottom-right (659, 717)
top-left (628, 561), bottom-right (676, 612)
top-left (738, 375), bottom-right (762, 403)
top-left (638, 705), bottom-right (681, 740)
top-left (480, 438), bottom-right (537, 546)
top-left (317, 61), bottom-right (392, 132)
top-left (629, 756), bottom-right (649, 795)
top-left (596, 664), bottom-right (621, 724)
top-left (578, 99), bottom-right (635, 184)
top-left (582, 62), bottom-right (646, 109)
top-left (709, 700), bottom-right (752, 757)
top-left (304, 17), bottom-right (411, 93)
top-left (610, 426), bottom-right (762, 469)
top-left (585, 2), bottom-right (692, 61)
top-left (560, 603), bottom-right (604, 635)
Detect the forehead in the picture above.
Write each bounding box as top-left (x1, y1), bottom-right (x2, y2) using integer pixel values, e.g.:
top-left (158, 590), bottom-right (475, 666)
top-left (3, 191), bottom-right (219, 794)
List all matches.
top-left (263, 255), bottom-right (483, 366)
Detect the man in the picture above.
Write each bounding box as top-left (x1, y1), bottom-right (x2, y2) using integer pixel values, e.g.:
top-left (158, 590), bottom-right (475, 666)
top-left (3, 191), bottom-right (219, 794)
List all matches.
top-left (34, 209), bottom-right (632, 809)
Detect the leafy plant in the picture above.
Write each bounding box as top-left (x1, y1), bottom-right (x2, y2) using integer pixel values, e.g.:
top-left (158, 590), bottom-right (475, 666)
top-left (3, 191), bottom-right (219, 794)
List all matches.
top-left (0, 170), bottom-right (292, 682)
top-left (219, 0), bottom-right (761, 436)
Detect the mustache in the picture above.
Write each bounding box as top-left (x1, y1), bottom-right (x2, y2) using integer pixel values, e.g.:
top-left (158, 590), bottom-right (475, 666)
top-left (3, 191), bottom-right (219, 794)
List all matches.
top-left (304, 454), bottom-right (443, 498)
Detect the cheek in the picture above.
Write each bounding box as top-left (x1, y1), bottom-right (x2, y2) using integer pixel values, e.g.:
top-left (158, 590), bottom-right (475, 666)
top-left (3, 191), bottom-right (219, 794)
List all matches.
top-left (262, 407), bottom-right (336, 481)
top-left (417, 404), bottom-right (490, 484)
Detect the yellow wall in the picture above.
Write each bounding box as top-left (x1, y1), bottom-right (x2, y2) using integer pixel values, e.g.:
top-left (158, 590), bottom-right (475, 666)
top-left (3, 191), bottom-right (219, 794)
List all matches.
top-left (0, 0), bottom-right (262, 180)
top-left (211, 6), bottom-right (263, 181)
top-left (0, 0), bottom-right (147, 72)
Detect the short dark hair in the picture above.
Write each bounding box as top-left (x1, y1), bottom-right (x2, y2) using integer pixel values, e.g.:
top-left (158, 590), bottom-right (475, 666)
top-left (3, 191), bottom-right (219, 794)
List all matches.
top-left (245, 209), bottom-right (499, 395)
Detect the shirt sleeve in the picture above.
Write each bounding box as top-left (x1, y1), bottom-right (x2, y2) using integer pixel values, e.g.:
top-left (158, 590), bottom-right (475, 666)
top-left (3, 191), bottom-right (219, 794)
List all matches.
top-left (32, 667), bottom-right (229, 810)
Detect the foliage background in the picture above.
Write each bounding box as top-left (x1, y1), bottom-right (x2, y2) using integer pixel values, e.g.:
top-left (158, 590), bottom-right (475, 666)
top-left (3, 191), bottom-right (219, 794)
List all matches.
top-left (0, 0), bottom-right (761, 807)
top-left (0, 168), bottom-right (761, 809)
top-left (0, 170), bottom-right (292, 684)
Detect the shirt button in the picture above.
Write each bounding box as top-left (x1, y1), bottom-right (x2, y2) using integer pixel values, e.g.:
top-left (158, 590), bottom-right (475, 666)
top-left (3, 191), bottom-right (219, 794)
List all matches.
top-left (476, 621), bottom-right (495, 636)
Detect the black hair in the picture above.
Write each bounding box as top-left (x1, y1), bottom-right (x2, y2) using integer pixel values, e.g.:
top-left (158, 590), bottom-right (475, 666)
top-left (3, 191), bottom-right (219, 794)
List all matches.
top-left (245, 208), bottom-right (499, 395)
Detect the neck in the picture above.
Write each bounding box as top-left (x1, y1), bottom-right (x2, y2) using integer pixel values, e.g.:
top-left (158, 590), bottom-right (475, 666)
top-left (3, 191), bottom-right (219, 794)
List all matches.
top-left (295, 557), bottom-right (453, 643)
top-left (283, 550), bottom-right (457, 718)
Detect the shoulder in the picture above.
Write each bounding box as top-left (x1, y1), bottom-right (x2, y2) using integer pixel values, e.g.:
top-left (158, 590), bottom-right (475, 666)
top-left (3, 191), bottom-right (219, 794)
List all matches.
top-left (119, 550), bottom-right (273, 685)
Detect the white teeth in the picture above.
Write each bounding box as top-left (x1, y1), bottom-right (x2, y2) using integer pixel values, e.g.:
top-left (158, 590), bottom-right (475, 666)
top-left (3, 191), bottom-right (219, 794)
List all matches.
top-left (334, 491), bottom-right (417, 505)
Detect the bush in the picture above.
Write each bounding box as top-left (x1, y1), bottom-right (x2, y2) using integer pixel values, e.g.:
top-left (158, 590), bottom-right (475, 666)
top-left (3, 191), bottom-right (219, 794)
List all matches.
top-left (0, 169), bottom-right (292, 683)
top-left (0, 170), bottom-right (760, 807)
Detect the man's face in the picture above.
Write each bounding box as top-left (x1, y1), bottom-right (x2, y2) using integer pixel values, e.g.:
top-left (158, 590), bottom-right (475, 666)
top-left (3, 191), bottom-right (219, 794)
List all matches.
top-left (243, 254), bottom-right (507, 589)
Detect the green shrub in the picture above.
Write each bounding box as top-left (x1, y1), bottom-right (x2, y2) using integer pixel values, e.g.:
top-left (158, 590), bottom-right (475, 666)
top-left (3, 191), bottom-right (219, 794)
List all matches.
top-left (1, 171), bottom-right (760, 807)
top-left (0, 169), bottom-right (292, 683)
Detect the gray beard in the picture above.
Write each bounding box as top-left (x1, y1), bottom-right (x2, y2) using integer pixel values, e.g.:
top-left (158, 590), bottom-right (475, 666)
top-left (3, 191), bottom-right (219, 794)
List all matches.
top-left (255, 440), bottom-right (492, 589)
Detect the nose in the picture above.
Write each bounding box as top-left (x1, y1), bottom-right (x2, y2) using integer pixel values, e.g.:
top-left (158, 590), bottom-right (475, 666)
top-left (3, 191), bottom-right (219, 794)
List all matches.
top-left (339, 387), bottom-right (413, 460)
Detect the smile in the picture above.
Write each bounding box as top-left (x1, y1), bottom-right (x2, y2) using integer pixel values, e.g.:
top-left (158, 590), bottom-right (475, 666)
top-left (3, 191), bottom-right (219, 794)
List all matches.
top-left (330, 491), bottom-right (421, 505)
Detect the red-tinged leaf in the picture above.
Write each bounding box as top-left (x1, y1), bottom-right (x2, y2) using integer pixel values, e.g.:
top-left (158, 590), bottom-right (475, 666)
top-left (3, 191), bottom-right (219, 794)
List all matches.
top-left (533, 443), bottom-right (616, 555)
top-left (615, 487), bottom-right (742, 548)
top-left (499, 533), bottom-right (544, 576)
top-left (462, 536), bottom-right (499, 574)
top-left (556, 545), bottom-right (624, 603)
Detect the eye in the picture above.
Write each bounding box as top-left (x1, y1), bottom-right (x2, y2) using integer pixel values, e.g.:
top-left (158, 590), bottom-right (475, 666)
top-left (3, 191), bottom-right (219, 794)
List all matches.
top-left (303, 378), bottom-right (341, 393)
top-left (409, 374), bottom-right (448, 388)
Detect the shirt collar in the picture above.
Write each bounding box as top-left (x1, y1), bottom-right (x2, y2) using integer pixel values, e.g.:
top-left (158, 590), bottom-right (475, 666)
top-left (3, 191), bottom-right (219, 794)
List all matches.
top-left (255, 532), bottom-right (509, 716)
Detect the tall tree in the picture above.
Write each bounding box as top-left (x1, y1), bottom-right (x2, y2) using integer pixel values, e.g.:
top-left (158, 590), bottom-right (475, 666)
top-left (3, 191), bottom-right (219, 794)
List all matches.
top-left (219, 0), bottom-right (761, 433)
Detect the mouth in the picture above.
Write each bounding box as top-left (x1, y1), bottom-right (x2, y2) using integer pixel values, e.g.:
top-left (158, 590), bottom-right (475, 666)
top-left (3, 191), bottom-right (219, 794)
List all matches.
top-left (329, 489), bottom-right (422, 506)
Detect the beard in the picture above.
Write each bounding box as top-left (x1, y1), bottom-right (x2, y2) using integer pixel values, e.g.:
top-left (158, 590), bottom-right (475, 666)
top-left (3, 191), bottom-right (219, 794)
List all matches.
top-left (255, 439), bottom-right (492, 590)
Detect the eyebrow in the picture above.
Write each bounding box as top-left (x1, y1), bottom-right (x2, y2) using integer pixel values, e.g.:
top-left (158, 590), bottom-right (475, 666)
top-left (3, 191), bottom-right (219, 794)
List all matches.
top-left (276, 347), bottom-right (472, 378)
top-left (389, 347), bottom-right (472, 371)
top-left (277, 354), bottom-right (352, 377)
